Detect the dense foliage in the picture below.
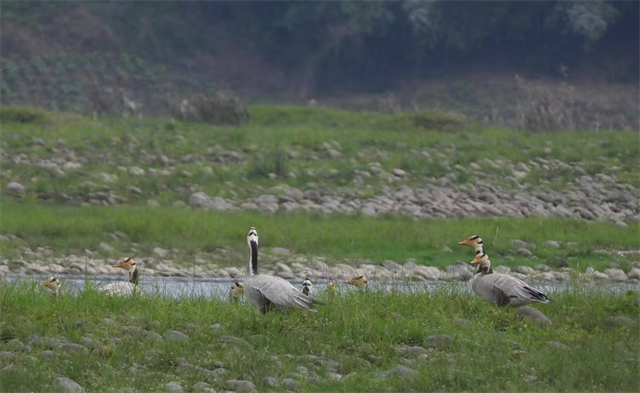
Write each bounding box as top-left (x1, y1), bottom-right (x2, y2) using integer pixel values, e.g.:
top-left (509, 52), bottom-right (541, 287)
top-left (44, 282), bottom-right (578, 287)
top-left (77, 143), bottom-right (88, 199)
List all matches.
top-left (2, 1), bottom-right (638, 91)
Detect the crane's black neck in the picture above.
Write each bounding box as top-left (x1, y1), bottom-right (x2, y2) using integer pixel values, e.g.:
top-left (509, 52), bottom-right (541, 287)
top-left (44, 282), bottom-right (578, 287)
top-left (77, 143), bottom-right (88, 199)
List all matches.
top-left (249, 240), bottom-right (258, 275)
top-left (129, 267), bottom-right (139, 285)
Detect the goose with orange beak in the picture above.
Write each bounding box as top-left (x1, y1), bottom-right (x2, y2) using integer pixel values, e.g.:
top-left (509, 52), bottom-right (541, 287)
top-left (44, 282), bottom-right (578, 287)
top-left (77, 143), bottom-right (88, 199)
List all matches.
top-left (98, 257), bottom-right (141, 296)
top-left (345, 275), bottom-right (367, 290)
top-left (230, 282), bottom-right (244, 302)
top-left (470, 253), bottom-right (550, 307)
top-left (41, 276), bottom-right (61, 297)
top-left (458, 235), bottom-right (485, 256)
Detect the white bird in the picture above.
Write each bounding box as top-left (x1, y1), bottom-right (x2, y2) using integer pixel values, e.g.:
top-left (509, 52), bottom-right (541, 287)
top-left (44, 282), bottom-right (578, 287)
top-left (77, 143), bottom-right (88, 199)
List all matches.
top-left (98, 257), bottom-right (141, 296)
top-left (301, 277), bottom-right (313, 297)
top-left (345, 275), bottom-right (367, 290)
top-left (41, 276), bottom-right (61, 297)
top-left (230, 282), bottom-right (244, 302)
top-left (243, 227), bottom-right (320, 314)
top-left (470, 253), bottom-right (550, 307)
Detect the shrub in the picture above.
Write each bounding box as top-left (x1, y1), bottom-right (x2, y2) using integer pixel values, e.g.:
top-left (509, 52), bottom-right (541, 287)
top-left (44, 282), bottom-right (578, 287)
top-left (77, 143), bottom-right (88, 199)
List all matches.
top-left (405, 109), bottom-right (473, 132)
top-left (0, 106), bottom-right (49, 124)
top-left (170, 92), bottom-right (250, 126)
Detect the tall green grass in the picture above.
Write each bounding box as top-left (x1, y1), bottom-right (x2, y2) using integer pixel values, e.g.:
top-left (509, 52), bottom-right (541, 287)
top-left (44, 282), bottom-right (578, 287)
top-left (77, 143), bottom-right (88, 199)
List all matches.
top-left (1, 202), bottom-right (637, 269)
top-left (0, 280), bottom-right (637, 392)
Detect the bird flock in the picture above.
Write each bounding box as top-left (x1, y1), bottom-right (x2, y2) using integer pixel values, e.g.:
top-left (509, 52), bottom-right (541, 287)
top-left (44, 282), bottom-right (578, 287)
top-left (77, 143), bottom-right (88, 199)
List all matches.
top-left (41, 228), bottom-right (550, 313)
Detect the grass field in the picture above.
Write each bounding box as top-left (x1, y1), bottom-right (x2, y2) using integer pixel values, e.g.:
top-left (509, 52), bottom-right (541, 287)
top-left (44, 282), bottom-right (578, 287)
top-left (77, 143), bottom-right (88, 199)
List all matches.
top-left (1, 105), bottom-right (639, 392)
top-left (1, 105), bottom-right (638, 206)
top-left (1, 201), bottom-right (638, 271)
top-left (0, 281), bottom-right (638, 392)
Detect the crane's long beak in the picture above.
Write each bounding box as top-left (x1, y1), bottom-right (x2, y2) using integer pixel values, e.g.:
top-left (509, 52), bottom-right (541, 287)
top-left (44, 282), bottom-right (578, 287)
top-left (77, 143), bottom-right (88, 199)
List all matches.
top-left (114, 260), bottom-right (125, 268)
top-left (458, 240), bottom-right (467, 246)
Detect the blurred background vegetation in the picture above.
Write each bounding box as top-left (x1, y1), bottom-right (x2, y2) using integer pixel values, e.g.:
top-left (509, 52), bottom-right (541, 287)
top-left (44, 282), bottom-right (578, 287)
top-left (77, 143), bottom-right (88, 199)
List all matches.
top-left (1, 1), bottom-right (638, 130)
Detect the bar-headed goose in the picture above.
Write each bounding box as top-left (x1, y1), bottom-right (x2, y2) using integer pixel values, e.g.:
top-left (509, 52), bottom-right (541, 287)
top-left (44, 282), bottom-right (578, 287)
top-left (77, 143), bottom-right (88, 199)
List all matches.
top-left (301, 277), bottom-right (313, 297)
top-left (345, 275), bottom-right (367, 290)
top-left (243, 227), bottom-right (320, 314)
top-left (41, 276), bottom-right (61, 297)
top-left (470, 253), bottom-right (550, 307)
top-left (98, 257), bottom-right (141, 296)
top-left (458, 235), bottom-right (485, 255)
top-left (230, 282), bottom-right (244, 302)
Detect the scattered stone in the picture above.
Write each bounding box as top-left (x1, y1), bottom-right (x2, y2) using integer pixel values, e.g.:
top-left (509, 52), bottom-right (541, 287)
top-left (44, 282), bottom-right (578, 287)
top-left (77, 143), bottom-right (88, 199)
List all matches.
top-left (226, 380), bottom-right (256, 393)
top-left (6, 339), bottom-right (25, 352)
top-left (55, 377), bottom-right (82, 393)
top-left (604, 316), bottom-right (635, 327)
top-left (511, 239), bottom-right (528, 248)
top-left (388, 364), bottom-right (416, 378)
top-left (517, 248), bottom-right (532, 257)
top-left (546, 341), bottom-right (569, 350)
top-left (165, 381), bottom-right (184, 392)
top-left (455, 318), bottom-right (473, 326)
top-left (516, 306), bottom-right (553, 327)
top-left (218, 336), bottom-right (252, 348)
top-left (515, 266), bottom-right (536, 275)
top-left (190, 192), bottom-right (210, 207)
top-left (56, 343), bottom-right (89, 353)
top-left (392, 168), bottom-right (408, 178)
top-left (280, 378), bottom-right (301, 391)
top-left (41, 350), bottom-right (57, 359)
top-left (129, 167), bottom-right (145, 177)
top-left (511, 350), bottom-right (526, 357)
top-left (524, 375), bottom-right (539, 384)
top-left (628, 268), bottom-right (640, 280)
top-left (5, 181), bottom-right (25, 196)
top-left (153, 247), bottom-right (169, 257)
top-left (545, 241), bottom-right (561, 248)
top-left (263, 377), bottom-right (279, 388)
top-left (327, 149), bottom-right (342, 159)
top-left (364, 354), bottom-right (381, 365)
top-left (163, 330), bottom-right (189, 342)
top-left (99, 242), bottom-right (114, 252)
top-left (193, 382), bottom-right (215, 393)
top-left (424, 334), bottom-right (453, 348)
top-left (604, 268), bottom-right (628, 281)
top-left (396, 345), bottom-right (429, 358)
top-left (267, 247), bottom-right (292, 256)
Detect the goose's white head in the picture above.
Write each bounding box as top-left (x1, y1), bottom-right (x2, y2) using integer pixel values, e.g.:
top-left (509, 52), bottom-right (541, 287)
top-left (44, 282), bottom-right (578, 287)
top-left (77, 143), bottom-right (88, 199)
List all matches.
top-left (458, 235), bottom-right (484, 254)
top-left (247, 227), bottom-right (258, 246)
top-left (302, 278), bottom-right (313, 287)
top-left (231, 281), bottom-right (244, 294)
top-left (470, 253), bottom-right (491, 267)
top-left (114, 257), bottom-right (136, 271)
top-left (41, 276), bottom-right (61, 293)
top-left (345, 275), bottom-right (368, 289)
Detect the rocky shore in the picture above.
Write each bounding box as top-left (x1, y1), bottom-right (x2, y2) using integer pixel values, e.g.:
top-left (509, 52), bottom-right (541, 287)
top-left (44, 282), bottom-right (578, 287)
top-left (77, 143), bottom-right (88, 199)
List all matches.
top-left (3, 239), bottom-right (640, 284)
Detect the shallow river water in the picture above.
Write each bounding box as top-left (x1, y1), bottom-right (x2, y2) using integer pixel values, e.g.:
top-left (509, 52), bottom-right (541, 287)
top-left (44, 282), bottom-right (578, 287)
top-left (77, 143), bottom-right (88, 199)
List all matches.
top-left (4, 274), bottom-right (639, 300)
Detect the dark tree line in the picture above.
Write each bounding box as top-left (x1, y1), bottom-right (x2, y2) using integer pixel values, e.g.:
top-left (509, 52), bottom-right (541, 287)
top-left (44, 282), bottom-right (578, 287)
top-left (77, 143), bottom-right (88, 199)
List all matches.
top-left (4, 1), bottom-right (638, 92)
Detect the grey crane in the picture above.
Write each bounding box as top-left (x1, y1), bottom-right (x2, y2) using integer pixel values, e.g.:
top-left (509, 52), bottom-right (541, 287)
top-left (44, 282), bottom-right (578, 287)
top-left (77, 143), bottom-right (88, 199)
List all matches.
top-left (243, 227), bottom-right (320, 314)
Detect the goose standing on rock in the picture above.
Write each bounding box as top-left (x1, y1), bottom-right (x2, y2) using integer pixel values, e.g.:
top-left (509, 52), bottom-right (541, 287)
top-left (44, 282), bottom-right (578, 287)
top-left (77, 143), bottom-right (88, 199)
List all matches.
top-left (243, 227), bottom-right (321, 314)
top-left (301, 278), bottom-right (313, 297)
top-left (345, 275), bottom-right (367, 290)
top-left (41, 276), bottom-right (61, 297)
top-left (98, 257), bottom-right (141, 296)
top-left (470, 253), bottom-right (550, 307)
